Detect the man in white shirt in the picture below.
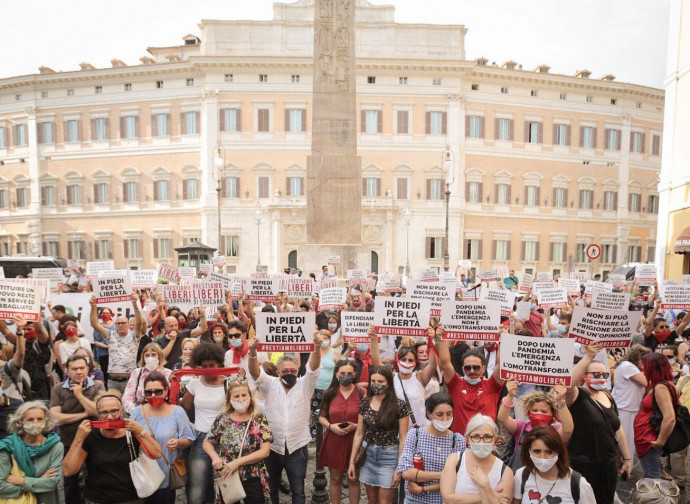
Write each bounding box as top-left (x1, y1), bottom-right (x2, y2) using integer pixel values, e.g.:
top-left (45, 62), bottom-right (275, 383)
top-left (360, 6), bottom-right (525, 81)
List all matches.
top-left (317, 265), bottom-right (336, 282)
top-left (248, 332), bottom-right (323, 504)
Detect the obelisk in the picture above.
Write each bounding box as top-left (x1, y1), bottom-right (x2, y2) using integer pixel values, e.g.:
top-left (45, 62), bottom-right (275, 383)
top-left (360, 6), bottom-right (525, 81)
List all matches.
top-left (307, 0), bottom-right (361, 245)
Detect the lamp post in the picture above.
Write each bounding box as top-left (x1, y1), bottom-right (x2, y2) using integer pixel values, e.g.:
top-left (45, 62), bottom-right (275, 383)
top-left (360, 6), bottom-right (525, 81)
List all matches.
top-left (253, 200), bottom-right (263, 272)
top-left (403, 200), bottom-right (413, 278)
top-left (443, 145), bottom-right (455, 272)
top-left (213, 148), bottom-right (224, 260)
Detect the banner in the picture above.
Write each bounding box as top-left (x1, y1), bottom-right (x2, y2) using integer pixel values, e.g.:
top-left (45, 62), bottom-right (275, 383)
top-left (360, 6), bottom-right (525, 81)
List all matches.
top-left (537, 288), bottom-right (568, 309)
top-left (519, 272), bottom-right (533, 293)
top-left (406, 281), bottom-right (453, 317)
top-left (374, 298), bottom-right (431, 337)
top-left (341, 312), bottom-right (376, 343)
top-left (98, 269), bottom-right (128, 278)
top-left (205, 272), bottom-right (233, 292)
top-left (0, 282), bottom-right (42, 321)
top-left (477, 269), bottom-right (498, 281)
top-left (500, 333), bottom-right (574, 386)
top-left (86, 260), bottom-right (114, 278)
top-left (163, 285), bottom-right (193, 306)
top-left (569, 307), bottom-right (642, 348)
top-left (584, 280), bottom-right (613, 299)
top-left (318, 287), bottom-right (347, 311)
top-left (377, 276), bottom-right (401, 293)
top-left (256, 312), bottom-right (315, 352)
top-left (3, 278), bottom-right (50, 303)
top-left (635, 264), bottom-right (657, 286)
top-left (248, 275), bottom-right (278, 302)
top-left (93, 275), bottom-right (132, 304)
top-left (659, 285), bottom-right (690, 310)
top-left (417, 268), bottom-right (440, 282)
top-left (479, 288), bottom-right (517, 317)
top-left (440, 300), bottom-right (501, 342)
top-left (212, 256), bottom-right (226, 266)
top-left (178, 267), bottom-right (197, 278)
top-left (558, 278), bottom-right (581, 296)
top-left (157, 263), bottom-right (179, 284)
top-left (591, 292), bottom-right (631, 311)
top-left (66, 259), bottom-right (80, 269)
top-left (347, 269), bottom-right (367, 284)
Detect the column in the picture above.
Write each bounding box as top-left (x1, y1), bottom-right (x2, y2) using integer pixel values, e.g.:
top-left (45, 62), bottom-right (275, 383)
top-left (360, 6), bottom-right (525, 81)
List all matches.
top-left (26, 107), bottom-right (42, 254)
top-left (199, 90), bottom-right (220, 249)
top-left (447, 94), bottom-right (465, 267)
top-left (272, 210), bottom-right (281, 273)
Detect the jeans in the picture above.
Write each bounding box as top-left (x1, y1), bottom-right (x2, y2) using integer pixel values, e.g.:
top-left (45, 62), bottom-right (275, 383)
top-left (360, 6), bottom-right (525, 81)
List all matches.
top-left (241, 477), bottom-right (266, 504)
top-left (187, 430), bottom-right (215, 504)
top-left (64, 472), bottom-right (81, 504)
top-left (265, 445), bottom-right (309, 504)
top-left (640, 448), bottom-right (663, 478)
top-left (145, 487), bottom-right (176, 504)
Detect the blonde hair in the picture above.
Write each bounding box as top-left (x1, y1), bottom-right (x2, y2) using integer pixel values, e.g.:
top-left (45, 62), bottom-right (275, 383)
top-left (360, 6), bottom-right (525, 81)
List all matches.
top-left (138, 342), bottom-right (167, 368)
top-left (94, 389), bottom-right (123, 411)
top-left (181, 338), bottom-right (199, 351)
top-left (520, 390), bottom-right (559, 419)
top-left (223, 379), bottom-right (259, 419)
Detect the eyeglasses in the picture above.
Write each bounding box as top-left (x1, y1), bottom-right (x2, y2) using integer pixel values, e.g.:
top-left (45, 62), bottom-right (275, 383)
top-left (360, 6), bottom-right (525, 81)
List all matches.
top-left (586, 371), bottom-right (610, 379)
top-left (468, 434), bottom-right (495, 443)
top-left (143, 389), bottom-right (165, 397)
top-left (463, 365), bottom-right (482, 373)
top-left (98, 409), bottom-right (122, 419)
top-left (228, 332), bottom-right (243, 339)
top-left (636, 478), bottom-right (680, 497)
top-left (115, 322), bottom-right (128, 325)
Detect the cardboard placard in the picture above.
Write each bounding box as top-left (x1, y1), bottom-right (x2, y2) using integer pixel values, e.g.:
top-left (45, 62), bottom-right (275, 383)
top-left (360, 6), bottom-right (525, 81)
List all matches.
top-left (569, 272), bottom-right (589, 283)
top-left (479, 288), bottom-right (517, 317)
top-left (683, 275), bottom-right (690, 285)
top-left (536, 272), bottom-right (553, 282)
top-left (460, 287), bottom-right (479, 301)
top-left (93, 275), bottom-right (133, 304)
top-left (516, 301), bottom-right (531, 320)
top-left (531, 281), bottom-right (557, 293)
top-left (440, 300), bottom-right (501, 341)
top-left (406, 281), bottom-right (454, 317)
top-left (178, 267), bottom-right (197, 278)
top-left (256, 312), bottom-right (316, 352)
top-left (212, 256), bottom-right (226, 266)
top-left (635, 264), bottom-right (657, 286)
top-left (373, 298), bottom-right (431, 337)
top-left (205, 272), bottom-right (233, 292)
top-left (477, 269), bottom-right (498, 281)
top-left (157, 263), bottom-right (179, 284)
top-left (377, 276), bottom-right (401, 293)
top-left (500, 333), bottom-right (574, 386)
top-left (584, 280), bottom-right (613, 299)
top-left (286, 278), bottom-right (315, 297)
top-left (537, 288), bottom-right (568, 309)
top-left (31, 268), bottom-right (63, 287)
top-left (248, 276), bottom-right (278, 302)
top-left (66, 259), bottom-right (80, 269)
top-left (606, 274), bottom-right (627, 286)
top-left (569, 307), bottom-right (642, 348)
top-left (163, 285), bottom-right (193, 306)
top-left (497, 267), bottom-right (510, 280)
top-left (328, 255), bottom-right (340, 265)
top-left (341, 312), bottom-right (376, 343)
top-left (558, 278), bottom-right (581, 295)
top-left (347, 269), bottom-right (367, 284)
top-left (0, 282), bottom-right (42, 321)
top-left (86, 260), bottom-right (114, 278)
top-left (314, 278), bottom-right (337, 293)
top-left (591, 292), bottom-right (631, 311)
top-left (190, 282), bottom-right (225, 306)
top-left (318, 287), bottom-right (347, 311)
top-left (659, 285), bottom-right (690, 310)
top-left (98, 269), bottom-right (128, 278)
top-left (520, 273), bottom-right (533, 293)
top-left (199, 263), bottom-right (213, 273)
top-left (130, 270), bottom-right (158, 289)
top-left (417, 268), bottom-right (440, 282)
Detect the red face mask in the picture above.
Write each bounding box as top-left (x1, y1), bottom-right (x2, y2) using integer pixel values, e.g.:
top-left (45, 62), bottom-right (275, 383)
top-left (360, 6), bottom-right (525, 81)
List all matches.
top-left (654, 329), bottom-right (671, 343)
top-left (178, 320), bottom-right (187, 329)
top-left (528, 412), bottom-right (553, 427)
top-left (147, 396), bottom-right (166, 408)
top-left (352, 301), bottom-right (361, 308)
top-left (64, 328), bottom-right (78, 337)
top-left (23, 329), bottom-right (37, 341)
top-left (100, 313), bottom-right (112, 322)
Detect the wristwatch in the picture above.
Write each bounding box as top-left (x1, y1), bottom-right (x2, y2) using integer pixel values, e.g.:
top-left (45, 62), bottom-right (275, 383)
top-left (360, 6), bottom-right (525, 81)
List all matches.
top-left (555, 402), bottom-right (566, 409)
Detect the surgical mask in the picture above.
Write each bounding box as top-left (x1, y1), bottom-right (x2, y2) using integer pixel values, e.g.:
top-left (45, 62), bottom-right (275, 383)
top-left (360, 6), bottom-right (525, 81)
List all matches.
top-left (213, 335), bottom-right (224, 344)
top-left (398, 361), bottom-right (415, 375)
top-left (321, 340), bottom-right (331, 349)
top-left (557, 324), bottom-right (567, 334)
top-left (528, 412), bottom-right (553, 427)
top-left (280, 374), bottom-right (298, 389)
top-left (464, 375), bottom-right (482, 386)
top-left (230, 338), bottom-right (243, 349)
top-left (231, 399), bottom-right (249, 413)
top-left (356, 344), bottom-right (369, 353)
top-left (432, 418), bottom-right (453, 433)
top-left (669, 359), bottom-right (677, 365)
top-left (530, 304), bottom-right (537, 311)
top-left (370, 383), bottom-right (388, 395)
top-left (469, 442), bottom-right (493, 459)
top-left (338, 374), bottom-right (355, 386)
top-left (530, 453), bottom-right (559, 473)
top-left (328, 323), bottom-right (337, 333)
top-left (144, 357), bottom-right (159, 371)
top-left (22, 422), bottom-right (45, 436)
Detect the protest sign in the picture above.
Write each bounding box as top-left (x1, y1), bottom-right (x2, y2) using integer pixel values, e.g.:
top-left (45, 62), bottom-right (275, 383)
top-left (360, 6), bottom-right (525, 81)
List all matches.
top-left (98, 269), bottom-right (128, 278)
top-left (497, 267), bottom-right (510, 280)
top-left (347, 269), bottom-right (367, 284)
top-left (558, 278), bottom-right (581, 296)
top-left (591, 292), bottom-right (631, 311)
top-left (661, 279), bottom-right (679, 286)
top-left (157, 263), bottom-right (179, 284)
top-left (516, 301), bottom-right (531, 320)
top-left (93, 275), bottom-right (132, 304)
top-left (179, 277), bottom-right (204, 286)
top-left (205, 272), bottom-right (233, 292)
top-left (318, 287), bottom-right (347, 311)
top-left (190, 282), bottom-right (225, 306)
top-left (47, 292), bottom-right (95, 342)
top-left (316, 278), bottom-right (337, 293)
top-left (130, 270), bottom-right (157, 289)
top-left (532, 281), bottom-right (556, 294)
top-left (683, 275), bottom-right (690, 285)
top-left (377, 276), bottom-right (401, 293)
top-left (537, 288), bottom-right (568, 309)
top-left (365, 277), bottom-right (376, 292)
top-left (66, 259), bottom-right (80, 269)
top-left (417, 268), bottom-right (440, 282)
top-left (520, 273), bottom-right (533, 293)
top-left (479, 288), bottom-right (517, 317)
top-left (31, 268), bottom-right (63, 290)
top-left (440, 300), bottom-right (501, 341)
top-left (659, 285), bottom-right (690, 310)
top-left (86, 260), bottom-right (114, 278)
top-left (406, 281), bottom-right (453, 317)
top-left (212, 256), bottom-right (226, 267)
top-left (536, 272), bottom-right (553, 282)
top-left (341, 312), bottom-right (376, 343)
top-left (477, 269), bottom-right (498, 281)
top-left (569, 307), bottom-right (642, 348)
top-left (374, 298), bottom-right (431, 337)
top-left (635, 264), bottom-right (657, 286)
top-left (256, 312), bottom-right (315, 352)
top-left (500, 333), bottom-right (574, 386)
top-left (199, 263), bottom-right (213, 274)
top-left (0, 282), bottom-right (42, 322)
top-left (178, 267), bottom-right (197, 278)
top-left (248, 275), bottom-right (278, 302)
top-left (328, 255), bottom-right (340, 265)
top-left (606, 274), bottom-right (627, 286)
top-left (0, 267), bottom-right (4, 279)
top-left (460, 286), bottom-right (479, 301)
top-left (230, 277), bottom-right (246, 298)
top-left (286, 277), bottom-right (315, 297)
top-left (584, 280), bottom-right (613, 299)
top-left (569, 271), bottom-right (589, 283)
top-left (163, 285), bottom-right (193, 306)
top-left (3, 278), bottom-right (49, 303)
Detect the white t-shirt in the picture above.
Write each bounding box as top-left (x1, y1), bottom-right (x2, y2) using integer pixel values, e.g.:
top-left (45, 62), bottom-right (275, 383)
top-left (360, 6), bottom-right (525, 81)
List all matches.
top-left (58, 338), bottom-right (92, 365)
top-left (185, 377), bottom-right (226, 433)
top-left (513, 468), bottom-right (596, 504)
top-left (611, 360), bottom-right (645, 411)
top-left (454, 453), bottom-right (504, 494)
top-left (393, 373), bottom-right (429, 427)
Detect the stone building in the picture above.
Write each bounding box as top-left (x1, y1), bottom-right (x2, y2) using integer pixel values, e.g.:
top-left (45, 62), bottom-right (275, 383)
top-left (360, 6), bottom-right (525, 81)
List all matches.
top-left (0, 0), bottom-right (663, 277)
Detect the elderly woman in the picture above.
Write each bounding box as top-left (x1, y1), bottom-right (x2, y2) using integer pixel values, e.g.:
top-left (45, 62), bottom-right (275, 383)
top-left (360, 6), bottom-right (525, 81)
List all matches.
top-left (63, 390), bottom-right (162, 504)
top-left (0, 401), bottom-right (63, 504)
top-left (123, 343), bottom-right (173, 415)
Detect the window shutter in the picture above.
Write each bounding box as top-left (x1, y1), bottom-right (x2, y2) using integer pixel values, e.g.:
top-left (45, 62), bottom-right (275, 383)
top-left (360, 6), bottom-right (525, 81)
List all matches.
top-left (494, 118), bottom-right (500, 140)
top-left (506, 241), bottom-right (511, 261)
top-left (377, 111), bottom-right (382, 133)
top-left (153, 239), bottom-right (158, 259)
top-left (479, 117), bottom-right (485, 138)
top-left (553, 124), bottom-right (558, 145)
top-left (612, 245), bottom-right (618, 263)
top-left (134, 117), bottom-right (139, 138)
top-left (180, 112), bottom-right (186, 135)
top-left (428, 113), bottom-right (433, 135)
top-left (521, 241), bottom-right (526, 261)
top-left (562, 243), bottom-right (568, 263)
top-left (478, 182), bottom-right (483, 202)
top-left (535, 244), bottom-right (540, 262)
top-left (579, 126), bottom-right (585, 147)
top-left (492, 240), bottom-right (498, 260)
top-left (564, 188), bottom-right (569, 207)
top-left (195, 113), bottom-right (200, 134)
top-left (360, 110), bottom-right (366, 133)
top-left (550, 243), bottom-right (555, 262)
top-left (615, 130), bottom-right (621, 150)
top-left (641, 133), bottom-right (646, 154)
top-left (442, 237), bottom-right (448, 258)
top-left (613, 192), bottom-right (618, 210)
top-left (285, 109), bottom-right (290, 132)
top-left (629, 131), bottom-right (634, 152)
top-left (494, 184), bottom-right (499, 203)
top-left (592, 127), bottom-right (597, 149)
top-left (376, 178), bottom-right (381, 197)
top-left (426, 179), bottom-right (431, 200)
top-left (40, 187), bottom-right (46, 206)
top-left (219, 109), bottom-right (226, 132)
top-left (552, 188), bottom-right (557, 207)
top-left (236, 177), bottom-right (240, 199)
top-left (95, 240), bottom-right (101, 260)
top-left (425, 237), bottom-right (432, 259)
top-left (628, 193), bottom-right (632, 211)
top-left (122, 182), bottom-right (127, 202)
top-left (477, 239), bottom-right (483, 260)
top-left (463, 239), bottom-right (468, 259)
top-left (524, 186), bottom-right (529, 205)
top-left (441, 112), bottom-right (447, 135)
top-left (362, 178), bottom-right (367, 196)
top-left (62, 121), bottom-right (68, 142)
top-left (579, 190), bottom-right (584, 208)
top-left (66, 186), bottom-right (72, 205)
top-left (566, 125), bottom-right (571, 146)
top-left (221, 179), bottom-right (227, 198)
top-left (465, 182), bottom-right (470, 201)
top-left (506, 185), bottom-right (512, 203)
top-left (524, 121), bottom-right (529, 143)
top-left (286, 177), bottom-right (291, 196)
top-left (151, 115), bottom-right (157, 137)
top-left (153, 181), bottom-right (159, 201)
top-left (397, 178), bottom-right (407, 199)
top-left (37, 123), bottom-right (44, 144)
top-left (508, 119), bottom-right (514, 141)
top-left (124, 240), bottom-right (129, 259)
top-left (301, 109), bottom-right (307, 132)
top-left (120, 117), bottom-right (126, 139)
top-left (236, 109), bottom-right (242, 132)
top-left (537, 123), bottom-right (543, 143)
top-left (636, 246), bottom-right (642, 262)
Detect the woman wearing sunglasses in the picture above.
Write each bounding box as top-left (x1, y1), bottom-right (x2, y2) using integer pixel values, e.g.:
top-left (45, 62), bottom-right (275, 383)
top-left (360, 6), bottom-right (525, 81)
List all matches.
top-left (512, 426), bottom-right (596, 503)
top-left (122, 343), bottom-right (173, 415)
top-left (130, 371), bottom-right (195, 504)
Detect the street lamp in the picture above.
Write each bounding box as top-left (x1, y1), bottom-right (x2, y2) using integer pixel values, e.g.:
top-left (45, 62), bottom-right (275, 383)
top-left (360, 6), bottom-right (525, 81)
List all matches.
top-left (253, 200), bottom-right (263, 272)
top-left (402, 200), bottom-right (413, 278)
top-left (442, 145), bottom-right (455, 272)
top-left (213, 148), bottom-right (224, 261)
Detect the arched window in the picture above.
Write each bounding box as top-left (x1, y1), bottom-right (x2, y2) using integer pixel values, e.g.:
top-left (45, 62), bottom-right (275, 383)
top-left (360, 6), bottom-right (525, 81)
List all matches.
top-left (288, 250), bottom-right (297, 269)
top-left (371, 251), bottom-right (379, 274)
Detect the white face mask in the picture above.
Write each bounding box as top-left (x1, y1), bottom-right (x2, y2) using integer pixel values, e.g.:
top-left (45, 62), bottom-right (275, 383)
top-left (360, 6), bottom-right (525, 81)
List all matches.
top-left (398, 361), bottom-right (415, 375)
top-left (469, 442), bottom-right (493, 459)
top-left (530, 453), bottom-right (559, 473)
top-left (144, 357), bottom-right (159, 371)
top-left (432, 418), bottom-right (453, 433)
top-left (231, 399), bottom-right (249, 413)
top-left (23, 422), bottom-right (45, 436)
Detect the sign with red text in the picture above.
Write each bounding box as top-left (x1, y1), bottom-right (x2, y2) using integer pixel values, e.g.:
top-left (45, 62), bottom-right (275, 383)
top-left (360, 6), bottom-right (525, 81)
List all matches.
top-left (460, 287), bottom-right (479, 301)
top-left (157, 263), bottom-right (179, 284)
top-left (86, 260), bottom-right (114, 279)
top-left (318, 287), bottom-right (347, 311)
top-left (440, 300), bottom-right (501, 342)
top-left (520, 273), bottom-right (533, 293)
top-left (98, 269), bottom-right (128, 278)
top-left (341, 312), bottom-right (376, 343)
top-left (31, 268), bottom-right (63, 289)
top-left (417, 268), bottom-right (440, 282)
top-left (569, 271), bottom-right (589, 283)
top-left (584, 280), bottom-right (613, 299)
top-left (93, 275), bottom-right (132, 304)
top-left (248, 275), bottom-right (278, 302)
top-left (286, 277), bottom-right (315, 297)
top-left (477, 269), bottom-right (498, 281)
top-left (256, 312), bottom-right (315, 352)
top-left (328, 255), bottom-right (340, 265)
top-left (536, 272), bottom-right (553, 282)
top-left (347, 269), bottom-right (367, 284)
top-left (130, 270), bottom-right (157, 289)
top-left (377, 276), bottom-right (401, 293)
top-left (406, 281), bottom-right (453, 317)
top-left (569, 307), bottom-right (642, 348)
top-left (0, 282), bottom-right (42, 321)
top-left (66, 259), bottom-right (80, 269)
top-left (212, 256), bottom-right (226, 266)
top-left (500, 333), bottom-right (574, 386)
top-left (635, 264), bottom-right (657, 286)
top-left (479, 288), bottom-right (517, 317)
top-left (532, 281), bottom-right (557, 294)
top-left (659, 285), bottom-right (690, 310)
top-left (591, 292), bottom-right (631, 311)
top-left (374, 298), bottom-right (431, 337)
top-left (163, 285), bottom-right (193, 306)
top-left (558, 278), bottom-right (581, 296)
top-left (199, 263), bottom-right (213, 274)
top-left (205, 272), bottom-right (233, 292)
top-left (190, 282), bottom-right (225, 306)
top-left (606, 274), bottom-right (627, 286)
top-left (537, 288), bottom-right (568, 309)
top-left (315, 278), bottom-right (337, 293)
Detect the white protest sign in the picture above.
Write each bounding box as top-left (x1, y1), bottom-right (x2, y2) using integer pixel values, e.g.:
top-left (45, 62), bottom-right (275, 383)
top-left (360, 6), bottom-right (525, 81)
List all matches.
top-left (86, 260), bottom-right (114, 278)
top-left (569, 271), bottom-right (589, 283)
top-left (341, 312), bottom-right (376, 343)
top-left (157, 263), bottom-right (180, 284)
top-left (190, 282), bottom-right (225, 306)
top-left (316, 278), bottom-right (337, 293)
top-left (569, 306), bottom-right (642, 348)
top-left (440, 300), bottom-right (501, 342)
top-left (199, 263), bottom-right (213, 274)
top-left (591, 292), bottom-right (631, 311)
top-left (212, 256), bottom-right (226, 266)
top-left (683, 275), bottom-right (690, 285)
top-left (532, 281), bottom-right (557, 294)
top-left (256, 312), bottom-right (315, 352)
top-left (659, 285), bottom-right (690, 310)
top-left (47, 292), bottom-right (95, 342)
top-left (286, 277), bottom-right (315, 297)
top-left (497, 267), bottom-right (510, 280)
top-left (179, 277), bottom-right (204, 286)
top-left (364, 277), bottom-right (376, 292)
top-left (130, 270), bottom-right (158, 289)
top-left (477, 269), bottom-right (498, 281)
top-left (635, 264), bottom-right (657, 286)
top-left (93, 275), bottom-right (132, 304)
top-left (2, 278), bottom-right (50, 303)
top-left (417, 268), bottom-right (440, 282)
top-left (661, 279), bottom-right (679, 286)
top-left (584, 280), bottom-right (613, 299)
top-left (558, 278), bottom-right (581, 296)
top-left (318, 287), bottom-right (347, 311)
top-left (536, 272), bottom-right (553, 282)
top-left (537, 288), bottom-right (568, 309)
top-left (516, 301), bottom-right (531, 320)
top-left (500, 333), bottom-right (574, 386)
top-left (31, 268), bottom-right (63, 288)
top-left (479, 288), bottom-right (517, 317)
top-left (98, 269), bottom-right (128, 278)
top-left (205, 272), bottom-right (233, 292)
top-left (248, 275), bottom-right (278, 302)
top-left (66, 259), bottom-right (80, 269)
top-left (374, 298), bottom-right (431, 337)
top-left (347, 269), bottom-right (367, 284)
top-left (328, 255), bottom-right (340, 265)
top-left (163, 285), bottom-right (193, 307)
top-left (0, 282), bottom-right (42, 321)
top-left (178, 267), bottom-right (197, 278)
top-left (377, 276), bottom-right (401, 293)
top-left (460, 287), bottom-right (479, 301)
top-left (607, 274), bottom-right (627, 286)
top-left (406, 281), bottom-right (454, 317)
top-left (0, 267), bottom-right (4, 279)
top-left (520, 273), bottom-right (533, 293)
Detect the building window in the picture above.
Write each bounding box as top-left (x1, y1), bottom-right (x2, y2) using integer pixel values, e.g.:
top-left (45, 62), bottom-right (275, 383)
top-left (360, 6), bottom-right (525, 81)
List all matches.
top-left (156, 81), bottom-right (164, 89)
top-left (122, 116), bottom-right (137, 139)
top-left (578, 189), bottom-right (593, 209)
top-left (496, 118), bottom-right (512, 141)
top-left (586, 96), bottom-right (593, 103)
top-left (123, 181), bottom-right (138, 203)
top-left (154, 238), bottom-right (171, 259)
top-left (628, 245), bottom-right (641, 262)
top-left (0, 127), bottom-right (6, 149)
top-left (93, 118), bottom-right (108, 141)
top-left (150, 113), bottom-right (168, 137)
top-left (652, 134), bottom-right (661, 156)
top-left (525, 185), bottom-right (539, 206)
top-left (286, 109), bottom-right (306, 133)
top-left (603, 190), bottom-right (618, 211)
top-left (647, 245), bottom-right (655, 262)
top-left (258, 176), bottom-right (270, 199)
top-left (12, 124), bottom-right (27, 146)
top-left (95, 239), bottom-right (112, 260)
top-left (67, 89), bottom-right (74, 96)
top-left (183, 111), bottom-right (199, 135)
top-left (65, 120), bottom-right (80, 142)
top-left (225, 74), bottom-right (233, 82)
top-left (41, 91), bottom-right (48, 98)
top-left (581, 126), bottom-right (595, 148)
top-left (124, 239), bottom-right (142, 259)
top-left (223, 177), bottom-right (239, 198)
top-left (610, 98), bottom-right (618, 105)
top-left (530, 90), bottom-right (538, 97)
top-left (648, 194), bottom-right (659, 214)
top-left (576, 243), bottom-right (589, 263)
top-left (396, 110), bottom-right (409, 134)
top-left (286, 177), bottom-right (304, 197)
top-left (493, 240), bottom-right (509, 261)
top-left (291, 75), bottom-right (300, 83)
top-left (0, 190), bottom-right (8, 209)
top-left (68, 240), bottom-right (85, 260)
top-left (225, 236), bottom-right (239, 257)
top-left (16, 238), bottom-right (28, 255)
top-left (467, 116), bottom-right (483, 139)
top-left (629, 193), bottom-right (641, 212)
top-left (552, 187), bottom-right (567, 208)
top-left (221, 108), bottom-right (241, 132)
top-left (500, 87), bottom-right (509, 94)
top-left (427, 237), bottom-right (444, 259)
top-left (467, 181), bottom-right (482, 203)
top-left (554, 124), bottom-right (568, 146)
top-left (427, 111), bottom-right (446, 135)
top-left (560, 93), bottom-right (567, 100)
top-left (153, 180), bottom-right (168, 201)
top-left (257, 109), bottom-right (270, 132)
top-left (526, 121), bottom-right (541, 144)
top-left (363, 177), bottom-right (381, 198)
top-left (43, 241), bottom-right (59, 257)
top-left (494, 183), bottom-right (510, 204)
top-left (471, 84), bottom-right (479, 91)
top-left (367, 76), bottom-right (376, 84)
top-left (16, 188), bottom-right (28, 208)
top-left (186, 78), bottom-right (194, 86)
top-left (183, 179), bottom-right (198, 200)
top-left (94, 183), bottom-right (108, 204)
top-left (124, 83), bottom-right (132, 91)
top-left (362, 110), bottom-right (382, 134)
top-left (259, 74), bottom-right (268, 83)
top-left (523, 241), bottom-right (538, 262)
top-left (602, 244), bottom-right (616, 263)
top-left (427, 179), bottom-right (442, 200)
top-left (433, 78), bottom-right (442, 86)
top-left (95, 86), bottom-right (103, 94)
top-left (66, 184), bottom-right (80, 205)
top-left (551, 242), bottom-right (566, 262)
top-left (465, 238), bottom-right (482, 260)
top-left (39, 122), bottom-right (55, 144)
top-left (41, 186), bottom-right (55, 206)
top-left (396, 177), bottom-right (408, 199)
top-left (631, 132), bottom-right (644, 153)
top-left (399, 77), bottom-right (408, 85)
top-left (606, 129), bottom-right (620, 150)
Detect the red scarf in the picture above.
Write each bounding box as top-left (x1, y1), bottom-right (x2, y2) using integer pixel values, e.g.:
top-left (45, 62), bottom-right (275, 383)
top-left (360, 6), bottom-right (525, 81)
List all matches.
top-left (231, 341), bottom-right (250, 364)
top-left (355, 349), bottom-right (372, 384)
top-left (169, 366), bottom-right (240, 404)
top-left (89, 420), bottom-right (155, 459)
top-left (427, 334), bottom-right (439, 357)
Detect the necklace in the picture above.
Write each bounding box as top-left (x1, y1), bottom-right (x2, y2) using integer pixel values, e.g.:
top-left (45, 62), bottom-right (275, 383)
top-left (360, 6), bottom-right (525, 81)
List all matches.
top-left (534, 472), bottom-right (558, 504)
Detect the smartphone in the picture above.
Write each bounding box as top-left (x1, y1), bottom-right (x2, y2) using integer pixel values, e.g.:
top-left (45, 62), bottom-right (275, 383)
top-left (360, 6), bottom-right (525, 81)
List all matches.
top-left (620, 472), bottom-right (628, 482)
top-left (337, 422), bottom-right (349, 429)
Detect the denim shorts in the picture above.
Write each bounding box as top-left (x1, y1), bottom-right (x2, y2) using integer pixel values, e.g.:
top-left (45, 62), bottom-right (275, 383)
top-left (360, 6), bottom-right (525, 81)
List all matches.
top-left (359, 443), bottom-right (399, 488)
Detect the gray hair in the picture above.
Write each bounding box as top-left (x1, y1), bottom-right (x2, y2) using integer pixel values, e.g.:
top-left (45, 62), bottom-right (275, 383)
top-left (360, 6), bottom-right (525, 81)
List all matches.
top-left (465, 414), bottom-right (498, 439)
top-left (7, 401), bottom-right (57, 435)
top-left (276, 354), bottom-right (300, 369)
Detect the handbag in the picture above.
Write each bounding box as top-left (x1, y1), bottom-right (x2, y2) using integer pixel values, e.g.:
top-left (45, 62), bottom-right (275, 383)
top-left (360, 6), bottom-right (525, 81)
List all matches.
top-left (142, 405), bottom-right (188, 490)
top-left (4, 456), bottom-right (37, 504)
top-left (126, 429), bottom-right (165, 498)
top-left (215, 418), bottom-right (252, 504)
top-left (353, 443), bottom-right (367, 468)
top-left (650, 382), bottom-right (690, 455)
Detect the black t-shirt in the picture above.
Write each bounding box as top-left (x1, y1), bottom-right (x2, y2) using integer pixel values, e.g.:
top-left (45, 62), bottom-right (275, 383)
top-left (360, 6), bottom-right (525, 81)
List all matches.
top-left (644, 330), bottom-right (678, 352)
top-left (568, 387), bottom-right (621, 464)
top-left (158, 329), bottom-right (191, 369)
top-left (0, 396), bottom-right (22, 439)
top-left (82, 429), bottom-right (140, 503)
top-left (23, 339), bottom-right (52, 400)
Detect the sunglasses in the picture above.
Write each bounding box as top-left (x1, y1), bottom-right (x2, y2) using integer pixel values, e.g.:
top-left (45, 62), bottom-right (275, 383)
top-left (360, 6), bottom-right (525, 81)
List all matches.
top-left (636, 478), bottom-right (679, 497)
top-left (226, 375), bottom-right (248, 384)
top-left (144, 388), bottom-right (165, 397)
top-left (468, 434), bottom-right (495, 443)
top-left (98, 408), bottom-right (122, 419)
top-left (586, 371), bottom-right (610, 379)
top-left (228, 333), bottom-right (243, 339)
top-left (463, 365), bottom-right (482, 372)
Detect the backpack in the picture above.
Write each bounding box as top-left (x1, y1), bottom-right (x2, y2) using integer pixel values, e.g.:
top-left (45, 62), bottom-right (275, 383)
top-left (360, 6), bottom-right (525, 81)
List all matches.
top-left (520, 467), bottom-right (581, 503)
top-left (500, 422), bottom-right (528, 471)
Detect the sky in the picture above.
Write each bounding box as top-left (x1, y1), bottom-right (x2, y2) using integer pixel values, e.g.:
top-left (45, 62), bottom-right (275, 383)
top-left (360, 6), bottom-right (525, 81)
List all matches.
top-left (1, 0), bottom-right (670, 89)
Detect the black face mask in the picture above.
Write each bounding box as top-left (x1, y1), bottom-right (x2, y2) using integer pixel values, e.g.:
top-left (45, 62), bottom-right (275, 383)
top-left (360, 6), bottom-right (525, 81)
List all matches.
top-left (280, 374), bottom-right (298, 389)
top-left (338, 375), bottom-right (355, 386)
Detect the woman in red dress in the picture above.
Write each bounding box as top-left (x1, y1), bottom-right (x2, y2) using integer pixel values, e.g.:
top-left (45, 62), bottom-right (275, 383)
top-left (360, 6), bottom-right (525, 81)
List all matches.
top-left (318, 359), bottom-right (364, 504)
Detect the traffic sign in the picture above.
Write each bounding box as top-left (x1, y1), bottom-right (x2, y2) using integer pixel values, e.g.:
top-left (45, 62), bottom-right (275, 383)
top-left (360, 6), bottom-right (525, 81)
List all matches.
top-left (586, 244), bottom-right (601, 260)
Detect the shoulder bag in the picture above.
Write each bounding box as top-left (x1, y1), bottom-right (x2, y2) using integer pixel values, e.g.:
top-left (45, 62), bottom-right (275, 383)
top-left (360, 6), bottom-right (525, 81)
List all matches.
top-left (141, 405), bottom-right (188, 490)
top-left (651, 382), bottom-right (690, 455)
top-left (397, 374), bottom-right (418, 428)
top-left (580, 387), bottom-right (623, 466)
top-left (125, 429), bottom-right (165, 498)
top-left (215, 418), bottom-right (252, 504)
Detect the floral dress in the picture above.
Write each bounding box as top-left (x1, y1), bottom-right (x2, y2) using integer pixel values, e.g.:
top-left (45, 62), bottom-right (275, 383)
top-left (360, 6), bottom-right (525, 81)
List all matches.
top-left (206, 412), bottom-right (273, 502)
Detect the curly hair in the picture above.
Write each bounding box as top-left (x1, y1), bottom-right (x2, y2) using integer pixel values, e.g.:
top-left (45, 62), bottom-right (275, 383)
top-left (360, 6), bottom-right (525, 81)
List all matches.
top-left (7, 401), bottom-right (57, 435)
top-left (520, 390), bottom-right (559, 419)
